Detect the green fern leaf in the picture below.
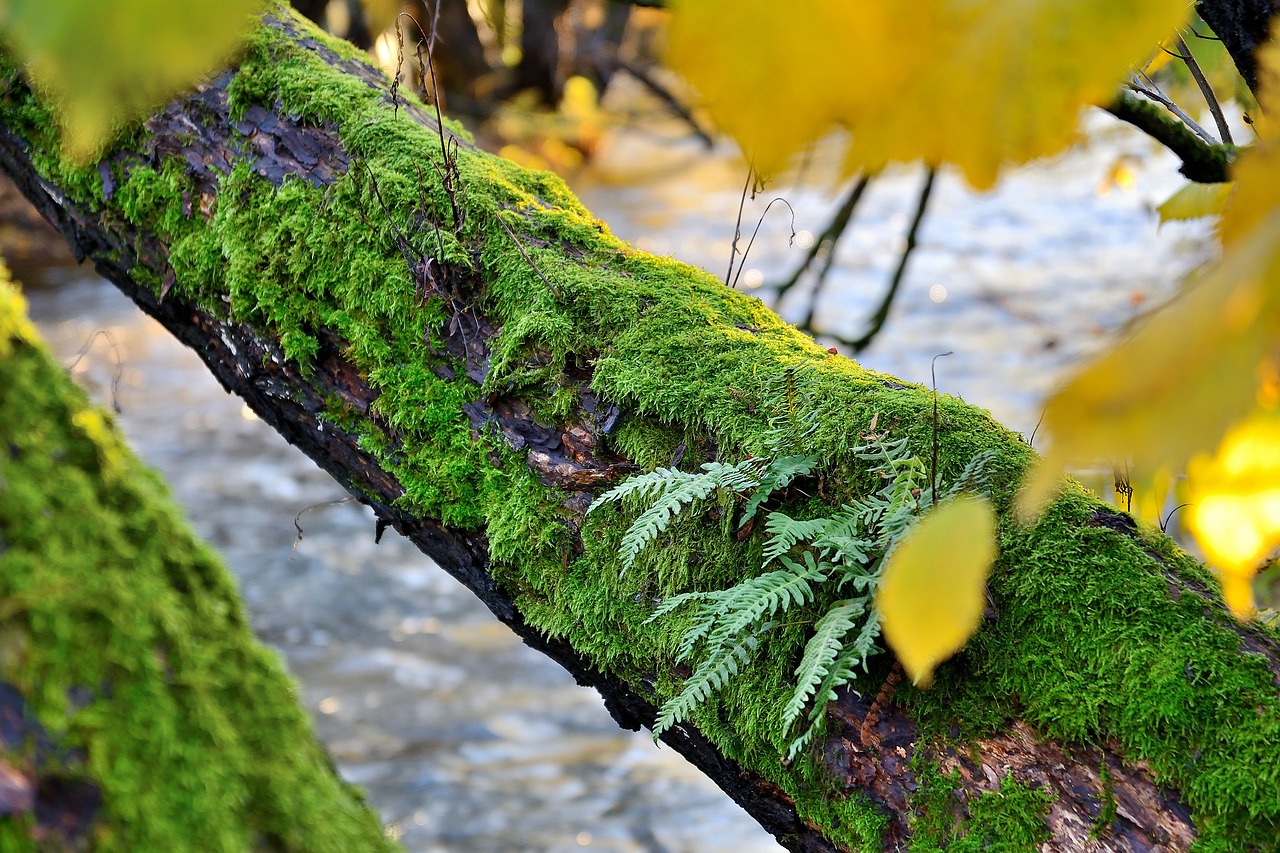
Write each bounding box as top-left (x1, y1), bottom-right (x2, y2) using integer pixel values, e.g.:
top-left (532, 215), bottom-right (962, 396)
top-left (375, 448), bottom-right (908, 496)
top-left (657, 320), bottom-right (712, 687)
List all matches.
top-left (739, 453), bottom-right (820, 525)
top-left (702, 553), bottom-right (829, 656)
top-left (654, 634), bottom-right (759, 736)
top-left (785, 612), bottom-right (882, 761)
top-left (762, 511), bottom-right (831, 562)
top-left (782, 598), bottom-right (866, 731)
top-left (611, 461), bottom-right (748, 570)
top-left (588, 465), bottom-right (696, 512)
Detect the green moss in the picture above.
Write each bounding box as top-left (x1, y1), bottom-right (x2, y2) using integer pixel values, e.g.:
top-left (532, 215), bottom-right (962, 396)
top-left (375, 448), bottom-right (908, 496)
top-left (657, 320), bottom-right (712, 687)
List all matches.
top-left (908, 762), bottom-right (1052, 852)
top-left (2, 4), bottom-right (1278, 847)
top-left (0, 278), bottom-right (392, 851)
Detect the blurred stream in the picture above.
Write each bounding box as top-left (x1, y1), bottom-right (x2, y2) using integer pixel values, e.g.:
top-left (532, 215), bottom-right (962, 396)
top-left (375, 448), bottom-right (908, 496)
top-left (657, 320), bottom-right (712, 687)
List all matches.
top-left (16, 112), bottom-right (1213, 852)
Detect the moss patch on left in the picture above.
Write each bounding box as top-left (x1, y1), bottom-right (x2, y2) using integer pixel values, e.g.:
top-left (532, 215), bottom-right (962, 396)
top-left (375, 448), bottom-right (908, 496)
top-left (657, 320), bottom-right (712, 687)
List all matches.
top-left (0, 274), bottom-right (394, 851)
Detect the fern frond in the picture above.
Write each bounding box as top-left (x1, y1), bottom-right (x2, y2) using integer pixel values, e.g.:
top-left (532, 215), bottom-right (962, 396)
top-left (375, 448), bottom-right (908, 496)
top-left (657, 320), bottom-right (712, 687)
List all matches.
top-left (646, 589), bottom-right (716, 622)
top-left (588, 465), bottom-right (696, 512)
top-left (854, 435), bottom-right (913, 470)
top-left (782, 598), bottom-right (866, 731)
top-left (609, 461), bottom-right (752, 570)
top-left (785, 610), bottom-right (882, 761)
top-left (702, 553), bottom-right (829, 657)
top-left (739, 453), bottom-right (820, 524)
top-left (653, 634), bottom-right (759, 736)
top-left (713, 457), bottom-right (768, 495)
top-left (762, 512), bottom-right (831, 563)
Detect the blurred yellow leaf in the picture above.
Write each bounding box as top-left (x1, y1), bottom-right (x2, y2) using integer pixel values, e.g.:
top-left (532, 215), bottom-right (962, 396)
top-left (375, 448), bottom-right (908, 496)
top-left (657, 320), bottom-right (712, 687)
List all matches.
top-left (359, 0), bottom-right (402, 41)
top-left (1219, 39), bottom-right (1280, 247)
top-left (876, 496), bottom-right (997, 687)
top-left (0, 0), bottom-right (263, 162)
top-left (1020, 208), bottom-right (1280, 516)
top-left (1157, 181), bottom-right (1235, 223)
top-left (1131, 468), bottom-right (1175, 527)
top-left (1184, 410), bottom-right (1280, 618)
top-left (1141, 38), bottom-right (1178, 75)
top-left (667, 0), bottom-right (1188, 188)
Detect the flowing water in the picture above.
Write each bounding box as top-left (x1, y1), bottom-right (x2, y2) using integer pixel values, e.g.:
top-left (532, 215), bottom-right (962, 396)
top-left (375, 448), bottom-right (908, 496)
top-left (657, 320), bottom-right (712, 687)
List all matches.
top-left (17, 112), bottom-right (1213, 852)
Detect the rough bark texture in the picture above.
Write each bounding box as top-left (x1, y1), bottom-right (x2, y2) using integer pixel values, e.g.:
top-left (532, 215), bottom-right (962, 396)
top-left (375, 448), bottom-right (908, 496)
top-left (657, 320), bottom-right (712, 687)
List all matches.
top-left (1, 6), bottom-right (1279, 852)
top-left (1198, 0), bottom-right (1279, 92)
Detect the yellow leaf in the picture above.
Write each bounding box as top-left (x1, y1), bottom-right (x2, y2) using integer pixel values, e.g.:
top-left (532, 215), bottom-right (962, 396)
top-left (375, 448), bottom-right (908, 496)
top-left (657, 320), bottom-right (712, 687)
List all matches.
top-left (359, 0), bottom-right (402, 41)
top-left (0, 0), bottom-right (263, 162)
top-left (876, 496), bottom-right (997, 687)
top-left (1141, 38), bottom-right (1178, 75)
top-left (1183, 410), bottom-right (1280, 618)
top-left (667, 0), bottom-right (1189, 188)
top-left (1157, 181), bottom-right (1235, 223)
top-left (1218, 38), bottom-right (1280, 246)
top-left (1019, 207), bottom-right (1280, 517)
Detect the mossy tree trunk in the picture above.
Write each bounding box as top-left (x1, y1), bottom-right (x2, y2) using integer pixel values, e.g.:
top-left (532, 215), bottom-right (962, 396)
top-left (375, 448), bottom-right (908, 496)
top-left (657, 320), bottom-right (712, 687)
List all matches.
top-left (0, 5), bottom-right (1278, 851)
top-left (0, 277), bottom-right (394, 850)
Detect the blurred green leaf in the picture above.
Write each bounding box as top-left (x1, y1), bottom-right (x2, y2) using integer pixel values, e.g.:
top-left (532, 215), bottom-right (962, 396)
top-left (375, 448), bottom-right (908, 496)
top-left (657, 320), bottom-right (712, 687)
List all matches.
top-left (0, 0), bottom-right (263, 162)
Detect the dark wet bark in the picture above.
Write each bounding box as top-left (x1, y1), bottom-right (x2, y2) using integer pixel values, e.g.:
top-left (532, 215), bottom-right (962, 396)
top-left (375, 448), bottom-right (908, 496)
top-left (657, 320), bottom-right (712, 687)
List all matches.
top-left (1198, 0), bottom-right (1280, 93)
top-left (0, 9), bottom-right (1276, 852)
top-left (515, 0), bottom-right (569, 104)
top-left (289, 0), bottom-right (329, 26)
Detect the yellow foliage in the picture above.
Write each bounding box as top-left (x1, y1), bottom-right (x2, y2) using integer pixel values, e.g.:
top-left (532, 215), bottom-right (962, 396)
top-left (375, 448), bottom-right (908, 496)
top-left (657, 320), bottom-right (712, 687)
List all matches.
top-left (876, 496), bottom-right (997, 687)
top-left (1021, 34), bottom-right (1280, 618)
top-left (359, 0), bottom-right (402, 41)
top-left (667, 0), bottom-right (1189, 188)
top-left (1184, 410), bottom-right (1280, 617)
top-left (492, 76), bottom-right (605, 174)
top-left (0, 0), bottom-right (263, 162)
top-left (1157, 182), bottom-right (1235, 223)
top-left (1019, 207), bottom-right (1280, 516)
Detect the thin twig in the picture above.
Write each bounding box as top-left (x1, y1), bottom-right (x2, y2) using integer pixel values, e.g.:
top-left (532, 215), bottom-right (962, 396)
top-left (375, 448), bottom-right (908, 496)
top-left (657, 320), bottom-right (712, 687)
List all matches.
top-left (291, 497), bottom-right (357, 558)
top-left (1174, 34), bottom-right (1233, 145)
top-left (797, 175), bottom-right (875, 329)
top-left (66, 330), bottom-right (125, 414)
top-left (609, 56), bottom-right (714, 148)
top-left (1028, 406), bottom-right (1047, 449)
top-left (730, 198), bottom-right (796, 289)
top-left (930, 351), bottom-right (953, 507)
top-left (495, 214), bottom-right (562, 299)
top-left (1126, 78), bottom-right (1217, 144)
top-left (725, 164), bottom-right (755, 287)
top-left (1103, 90), bottom-right (1232, 183)
top-left (850, 168), bottom-right (936, 353)
top-left (1161, 503), bottom-right (1191, 533)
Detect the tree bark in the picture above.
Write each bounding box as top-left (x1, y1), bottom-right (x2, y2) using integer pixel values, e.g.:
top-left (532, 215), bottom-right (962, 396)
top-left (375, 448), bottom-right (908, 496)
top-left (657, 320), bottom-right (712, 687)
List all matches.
top-left (1, 6), bottom-right (1279, 851)
top-left (1197, 0), bottom-right (1279, 93)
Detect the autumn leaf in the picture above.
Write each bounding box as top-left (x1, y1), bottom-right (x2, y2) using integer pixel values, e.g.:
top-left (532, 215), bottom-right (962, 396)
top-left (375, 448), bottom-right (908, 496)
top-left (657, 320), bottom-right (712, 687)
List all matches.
top-left (1217, 37), bottom-right (1280, 247)
top-left (1018, 206), bottom-right (1280, 517)
top-left (667, 0), bottom-right (1189, 188)
top-left (1157, 182), bottom-right (1235, 223)
top-left (0, 0), bottom-right (263, 162)
top-left (1183, 410), bottom-right (1280, 617)
top-left (876, 495), bottom-right (997, 687)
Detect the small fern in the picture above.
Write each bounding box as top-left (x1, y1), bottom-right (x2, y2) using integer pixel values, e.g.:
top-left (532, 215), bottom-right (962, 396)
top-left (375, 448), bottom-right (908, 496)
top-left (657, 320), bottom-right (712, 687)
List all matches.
top-left (589, 369), bottom-right (822, 570)
top-left (782, 597), bottom-right (866, 731)
top-left (647, 552), bottom-right (829, 735)
top-left (598, 376), bottom-right (1000, 760)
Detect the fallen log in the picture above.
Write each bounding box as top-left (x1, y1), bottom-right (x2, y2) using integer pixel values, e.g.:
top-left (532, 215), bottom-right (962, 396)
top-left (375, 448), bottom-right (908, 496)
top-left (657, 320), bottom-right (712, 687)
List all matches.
top-left (0, 5), bottom-right (1278, 850)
